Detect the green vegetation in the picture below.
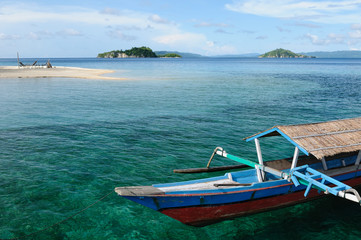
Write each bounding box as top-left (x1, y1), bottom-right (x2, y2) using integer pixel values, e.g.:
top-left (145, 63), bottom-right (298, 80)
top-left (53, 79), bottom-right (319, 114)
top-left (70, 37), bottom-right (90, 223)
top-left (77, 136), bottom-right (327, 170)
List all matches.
top-left (259, 48), bottom-right (315, 58)
top-left (157, 53), bottom-right (182, 58)
top-left (97, 46), bottom-right (157, 58)
top-left (155, 51), bottom-right (201, 58)
top-left (97, 47), bottom-right (182, 58)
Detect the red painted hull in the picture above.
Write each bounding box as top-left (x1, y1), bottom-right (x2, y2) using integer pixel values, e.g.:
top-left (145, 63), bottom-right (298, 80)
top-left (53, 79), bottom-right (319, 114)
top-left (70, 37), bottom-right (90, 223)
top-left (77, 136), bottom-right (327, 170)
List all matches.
top-left (161, 177), bottom-right (361, 226)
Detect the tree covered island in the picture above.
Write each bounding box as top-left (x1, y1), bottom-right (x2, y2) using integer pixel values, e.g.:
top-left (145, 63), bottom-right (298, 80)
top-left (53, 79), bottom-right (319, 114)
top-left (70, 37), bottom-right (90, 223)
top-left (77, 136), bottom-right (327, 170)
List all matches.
top-left (259, 48), bottom-right (315, 58)
top-left (157, 53), bottom-right (182, 58)
top-left (97, 47), bottom-right (181, 58)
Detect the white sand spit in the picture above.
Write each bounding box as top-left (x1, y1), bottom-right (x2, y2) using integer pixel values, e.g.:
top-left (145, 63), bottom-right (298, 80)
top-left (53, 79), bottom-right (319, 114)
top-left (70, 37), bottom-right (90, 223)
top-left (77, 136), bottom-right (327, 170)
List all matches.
top-left (0, 66), bottom-right (125, 80)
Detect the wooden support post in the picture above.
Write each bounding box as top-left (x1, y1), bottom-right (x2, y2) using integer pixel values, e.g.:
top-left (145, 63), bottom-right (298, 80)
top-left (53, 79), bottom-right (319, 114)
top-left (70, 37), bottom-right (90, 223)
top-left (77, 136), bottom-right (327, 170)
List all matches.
top-left (321, 157), bottom-right (328, 170)
top-left (255, 165), bottom-right (263, 182)
top-left (342, 159), bottom-right (346, 167)
top-left (291, 147), bottom-right (299, 170)
top-left (255, 138), bottom-right (263, 165)
top-left (255, 138), bottom-right (264, 182)
top-left (355, 150), bottom-right (361, 166)
top-left (17, 52), bottom-right (20, 69)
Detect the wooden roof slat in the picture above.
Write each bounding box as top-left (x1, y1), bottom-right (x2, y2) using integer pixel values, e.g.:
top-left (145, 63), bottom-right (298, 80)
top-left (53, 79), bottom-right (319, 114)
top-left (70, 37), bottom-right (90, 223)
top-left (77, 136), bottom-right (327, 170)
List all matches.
top-left (292, 128), bottom-right (361, 139)
top-left (309, 143), bottom-right (361, 152)
top-left (245, 117), bottom-right (361, 160)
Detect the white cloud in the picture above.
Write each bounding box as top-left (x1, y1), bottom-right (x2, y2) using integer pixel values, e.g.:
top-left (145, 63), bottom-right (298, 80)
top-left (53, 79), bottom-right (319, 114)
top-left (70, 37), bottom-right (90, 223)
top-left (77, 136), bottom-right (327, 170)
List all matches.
top-left (107, 30), bottom-right (137, 41)
top-left (28, 32), bottom-right (40, 40)
top-left (305, 33), bottom-right (345, 45)
top-left (256, 35), bottom-right (268, 39)
top-left (0, 3), bottom-right (182, 45)
top-left (204, 43), bottom-right (238, 55)
top-left (26, 31), bottom-right (53, 40)
top-left (291, 22), bottom-right (321, 28)
top-left (349, 28), bottom-right (361, 48)
top-left (351, 23), bottom-right (361, 30)
top-left (99, 7), bottom-right (121, 16)
top-left (0, 33), bottom-right (20, 40)
top-left (328, 33), bottom-right (345, 43)
top-left (148, 14), bottom-right (169, 24)
top-left (57, 29), bottom-right (83, 37)
top-left (154, 32), bottom-right (206, 45)
top-left (0, 2), bottom-right (238, 56)
top-left (349, 23), bottom-right (361, 36)
top-left (349, 30), bottom-right (361, 39)
top-left (277, 26), bottom-right (291, 32)
top-left (0, 4), bottom-right (150, 27)
top-left (194, 21), bottom-right (232, 34)
top-left (225, 0), bottom-right (361, 23)
top-left (215, 29), bottom-right (232, 34)
top-left (206, 41), bottom-right (214, 47)
top-left (153, 33), bottom-right (237, 55)
top-left (305, 33), bottom-right (326, 45)
top-left (241, 30), bottom-right (255, 34)
top-left (0, 3), bottom-right (180, 37)
top-left (194, 21), bottom-right (230, 28)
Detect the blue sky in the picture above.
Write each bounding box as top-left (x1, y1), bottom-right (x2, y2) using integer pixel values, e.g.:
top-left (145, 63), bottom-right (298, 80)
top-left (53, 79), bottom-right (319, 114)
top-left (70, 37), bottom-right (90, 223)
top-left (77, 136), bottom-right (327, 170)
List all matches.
top-left (1, 0), bottom-right (361, 57)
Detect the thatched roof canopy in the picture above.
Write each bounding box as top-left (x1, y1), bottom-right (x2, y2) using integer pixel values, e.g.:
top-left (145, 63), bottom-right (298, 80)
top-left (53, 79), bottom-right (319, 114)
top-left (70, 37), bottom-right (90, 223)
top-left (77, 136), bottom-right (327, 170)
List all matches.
top-left (245, 117), bottom-right (361, 160)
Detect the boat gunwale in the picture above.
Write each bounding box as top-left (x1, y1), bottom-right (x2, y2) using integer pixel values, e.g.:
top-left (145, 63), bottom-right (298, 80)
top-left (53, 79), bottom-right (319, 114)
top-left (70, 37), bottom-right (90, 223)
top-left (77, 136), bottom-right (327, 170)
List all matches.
top-left (146, 168), bottom-right (361, 197)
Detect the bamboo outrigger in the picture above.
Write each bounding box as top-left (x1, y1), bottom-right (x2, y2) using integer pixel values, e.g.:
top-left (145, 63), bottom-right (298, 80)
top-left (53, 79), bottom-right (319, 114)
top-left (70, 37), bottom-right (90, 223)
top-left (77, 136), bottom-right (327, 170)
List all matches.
top-left (115, 117), bottom-right (361, 226)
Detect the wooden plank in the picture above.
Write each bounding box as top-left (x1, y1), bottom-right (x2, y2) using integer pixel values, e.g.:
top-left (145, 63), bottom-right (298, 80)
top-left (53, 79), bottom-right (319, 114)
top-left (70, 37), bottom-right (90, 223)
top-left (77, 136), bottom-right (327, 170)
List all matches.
top-left (115, 186), bottom-right (165, 196)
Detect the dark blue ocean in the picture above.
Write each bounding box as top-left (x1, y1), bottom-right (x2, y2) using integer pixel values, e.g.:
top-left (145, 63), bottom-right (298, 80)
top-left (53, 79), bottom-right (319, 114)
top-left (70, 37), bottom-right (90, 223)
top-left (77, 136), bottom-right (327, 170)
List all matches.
top-left (1, 57), bottom-right (361, 239)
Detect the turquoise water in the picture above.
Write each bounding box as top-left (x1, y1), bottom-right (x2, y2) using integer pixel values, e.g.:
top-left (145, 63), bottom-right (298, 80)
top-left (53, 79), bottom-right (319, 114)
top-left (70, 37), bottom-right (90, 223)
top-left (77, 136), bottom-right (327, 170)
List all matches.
top-left (1, 58), bottom-right (361, 239)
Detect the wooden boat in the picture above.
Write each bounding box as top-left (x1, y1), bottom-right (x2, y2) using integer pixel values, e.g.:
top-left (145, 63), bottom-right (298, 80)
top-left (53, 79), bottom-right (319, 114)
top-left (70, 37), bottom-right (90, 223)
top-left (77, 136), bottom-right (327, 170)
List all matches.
top-left (115, 117), bottom-right (361, 226)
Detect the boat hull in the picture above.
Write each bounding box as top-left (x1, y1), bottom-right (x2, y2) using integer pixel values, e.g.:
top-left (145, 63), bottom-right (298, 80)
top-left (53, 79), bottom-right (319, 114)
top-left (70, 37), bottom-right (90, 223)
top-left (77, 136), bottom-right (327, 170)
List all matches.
top-left (161, 176), bottom-right (361, 226)
top-left (121, 170), bottom-right (361, 226)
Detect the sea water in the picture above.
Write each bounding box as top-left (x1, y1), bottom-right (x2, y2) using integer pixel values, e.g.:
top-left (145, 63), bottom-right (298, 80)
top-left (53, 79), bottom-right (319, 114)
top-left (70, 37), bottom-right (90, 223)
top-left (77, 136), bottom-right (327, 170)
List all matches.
top-left (1, 57), bottom-right (361, 239)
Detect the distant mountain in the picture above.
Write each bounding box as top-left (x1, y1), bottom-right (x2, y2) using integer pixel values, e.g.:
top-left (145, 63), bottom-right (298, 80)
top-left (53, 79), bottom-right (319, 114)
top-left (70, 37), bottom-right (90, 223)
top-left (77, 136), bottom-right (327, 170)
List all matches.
top-left (155, 51), bottom-right (204, 58)
top-left (303, 50), bottom-right (361, 58)
top-left (259, 48), bottom-right (314, 58)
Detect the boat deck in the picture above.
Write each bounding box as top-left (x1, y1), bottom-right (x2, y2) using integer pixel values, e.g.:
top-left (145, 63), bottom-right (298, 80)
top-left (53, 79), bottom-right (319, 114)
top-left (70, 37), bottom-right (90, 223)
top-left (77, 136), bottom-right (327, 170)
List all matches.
top-left (115, 172), bottom-right (256, 196)
top-left (157, 174), bottom-right (251, 192)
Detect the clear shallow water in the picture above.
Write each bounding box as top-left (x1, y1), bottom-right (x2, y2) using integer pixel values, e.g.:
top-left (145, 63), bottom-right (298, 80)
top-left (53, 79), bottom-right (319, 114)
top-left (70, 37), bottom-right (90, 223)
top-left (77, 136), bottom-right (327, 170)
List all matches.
top-left (1, 58), bottom-right (361, 239)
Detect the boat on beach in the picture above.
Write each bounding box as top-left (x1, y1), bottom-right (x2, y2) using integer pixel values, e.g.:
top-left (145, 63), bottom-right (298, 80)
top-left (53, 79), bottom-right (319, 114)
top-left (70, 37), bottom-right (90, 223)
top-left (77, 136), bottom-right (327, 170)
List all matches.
top-left (115, 117), bottom-right (361, 226)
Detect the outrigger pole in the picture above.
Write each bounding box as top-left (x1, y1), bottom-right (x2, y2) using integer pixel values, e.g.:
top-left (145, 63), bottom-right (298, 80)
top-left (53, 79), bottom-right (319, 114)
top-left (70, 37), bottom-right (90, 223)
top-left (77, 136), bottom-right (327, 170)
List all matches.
top-left (173, 147), bottom-right (248, 173)
top-left (215, 148), bottom-right (361, 205)
top-left (215, 148), bottom-right (287, 179)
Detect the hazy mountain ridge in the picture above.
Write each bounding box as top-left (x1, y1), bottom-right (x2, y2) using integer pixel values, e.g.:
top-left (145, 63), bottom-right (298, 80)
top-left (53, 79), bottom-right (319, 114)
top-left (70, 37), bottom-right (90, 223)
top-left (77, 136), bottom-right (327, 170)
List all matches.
top-left (302, 50), bottom-right (361, 58)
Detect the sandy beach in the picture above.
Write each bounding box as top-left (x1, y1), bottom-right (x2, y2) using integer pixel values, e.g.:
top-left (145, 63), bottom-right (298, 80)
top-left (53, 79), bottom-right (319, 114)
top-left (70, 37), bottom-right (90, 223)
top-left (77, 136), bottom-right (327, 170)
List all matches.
top-left (0, 66), bottom-right (125, 80)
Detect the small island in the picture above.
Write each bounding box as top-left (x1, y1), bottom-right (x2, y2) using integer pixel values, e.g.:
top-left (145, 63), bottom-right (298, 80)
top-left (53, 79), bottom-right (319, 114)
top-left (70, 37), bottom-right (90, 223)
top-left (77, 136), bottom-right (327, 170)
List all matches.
top-left (259, 48), bottom-right (315, 58)
top-left (97, 47), bottom-right (181, 58)
top-left (157, 53), bottom-right (182, 58)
